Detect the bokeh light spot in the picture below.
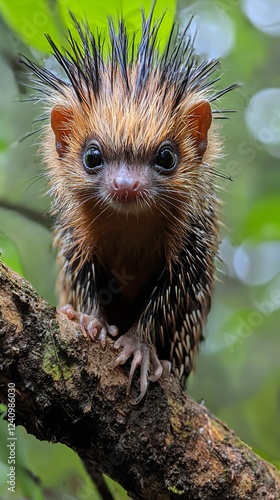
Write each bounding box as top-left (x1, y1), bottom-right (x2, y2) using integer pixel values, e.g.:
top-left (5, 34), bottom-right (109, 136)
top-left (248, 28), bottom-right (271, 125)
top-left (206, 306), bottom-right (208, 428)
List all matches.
top-left (242, 0), bottom-right (280, 37)
top-left (179, 2), bottom-right (235, 59)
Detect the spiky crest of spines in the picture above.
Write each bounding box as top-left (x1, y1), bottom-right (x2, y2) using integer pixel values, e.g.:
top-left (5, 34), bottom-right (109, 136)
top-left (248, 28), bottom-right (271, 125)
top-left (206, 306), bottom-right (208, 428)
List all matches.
top-left (20, 12), bottom-right (236, 112)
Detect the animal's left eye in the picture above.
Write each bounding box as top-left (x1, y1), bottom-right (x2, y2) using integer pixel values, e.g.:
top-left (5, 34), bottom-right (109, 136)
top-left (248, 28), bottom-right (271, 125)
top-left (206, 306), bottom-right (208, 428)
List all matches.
top-left (153, 145), bottom-right (177, 173)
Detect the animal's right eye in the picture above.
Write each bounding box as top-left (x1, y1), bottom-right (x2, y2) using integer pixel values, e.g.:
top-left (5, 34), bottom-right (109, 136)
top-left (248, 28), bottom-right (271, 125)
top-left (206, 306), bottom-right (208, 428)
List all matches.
top-left (83, 146), bottom-right (104, 173)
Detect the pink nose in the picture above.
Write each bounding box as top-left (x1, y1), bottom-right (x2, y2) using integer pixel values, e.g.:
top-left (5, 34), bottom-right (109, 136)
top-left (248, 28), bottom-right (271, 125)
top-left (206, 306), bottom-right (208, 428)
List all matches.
top-left (110, 168), bottom-right (142, 200)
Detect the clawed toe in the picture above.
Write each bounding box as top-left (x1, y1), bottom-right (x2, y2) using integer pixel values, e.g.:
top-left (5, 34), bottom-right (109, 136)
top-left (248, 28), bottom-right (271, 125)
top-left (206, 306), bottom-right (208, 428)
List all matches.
top-left (112, 332), bottom-right (140, 366)
top-left (98, 326), bottom-right (107, 348)
top-left (83, 316), bottom-right (103, 341)
top-left (59, 303), bottom-right (77, 320)
top-left (132, 345), bottom-right (150, 405)
top-left (59, 304), bottom-right (118, 348)
top-left (160, 360), bottom-right (172, 378)
top-left (113, 330), bottom-right (170, 404)
top-left (126, 344), bottom-right (149, 401)
top-left (149, 356), bottom-right (171, 382)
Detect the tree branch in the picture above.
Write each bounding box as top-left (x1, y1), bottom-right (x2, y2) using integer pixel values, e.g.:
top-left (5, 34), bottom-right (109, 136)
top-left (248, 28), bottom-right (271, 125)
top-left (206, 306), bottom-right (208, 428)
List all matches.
top-left (0, 259), bottom-right (279, 499)
top-left (0, 199), bottom-right (51, 229)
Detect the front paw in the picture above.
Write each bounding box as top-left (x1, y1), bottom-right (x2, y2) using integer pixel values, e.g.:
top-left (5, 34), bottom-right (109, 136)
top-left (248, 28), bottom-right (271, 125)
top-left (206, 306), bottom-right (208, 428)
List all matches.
top-left (113, 329), bottom-right (171, 404)
top-left (59, 304), bottom-right (118, 348)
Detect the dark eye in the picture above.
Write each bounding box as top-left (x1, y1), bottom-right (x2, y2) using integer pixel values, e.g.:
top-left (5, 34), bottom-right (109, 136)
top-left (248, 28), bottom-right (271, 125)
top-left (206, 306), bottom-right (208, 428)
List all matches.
top-left (83, 146), bottom-right (103, 173)
top-left (154, 145), bottom-right (177, 172)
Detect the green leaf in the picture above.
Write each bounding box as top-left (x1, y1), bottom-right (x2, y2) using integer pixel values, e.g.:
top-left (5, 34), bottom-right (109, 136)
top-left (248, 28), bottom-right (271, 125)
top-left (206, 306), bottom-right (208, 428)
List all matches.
top-left (16, 466), bottom-right (44, 500)
top-left (59, 0), bottom-right (176, 51)
top-left (0, 0), bottom-right (66, 51)
top-left (0, 0), bottom-right (175, 52)
top-left (104, 476), bottom-right (130, 499)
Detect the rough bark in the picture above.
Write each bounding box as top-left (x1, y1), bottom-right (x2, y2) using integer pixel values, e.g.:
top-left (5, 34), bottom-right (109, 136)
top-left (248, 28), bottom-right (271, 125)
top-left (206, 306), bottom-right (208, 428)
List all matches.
top-left (0, 259), bottom-right (279, 500)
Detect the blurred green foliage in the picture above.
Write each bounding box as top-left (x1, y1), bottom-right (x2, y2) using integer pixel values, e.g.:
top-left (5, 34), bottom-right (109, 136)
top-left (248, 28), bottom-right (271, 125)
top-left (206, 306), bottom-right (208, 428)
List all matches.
top-left (0, 0), bottom-right (279, 498)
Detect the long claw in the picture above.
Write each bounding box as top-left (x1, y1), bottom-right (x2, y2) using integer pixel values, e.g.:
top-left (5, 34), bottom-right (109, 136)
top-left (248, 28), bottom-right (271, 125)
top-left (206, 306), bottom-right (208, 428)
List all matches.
top-left (149, 366), bottom-right (163, 382)
top-left (132, 346), bottom-right (150, 405)
top-left (149, 350), bottom-right (163, 382)
top-left (161, 360), bottom-right (172, 378)
top-left (99, 327), bottom-right (107, 349)
top-left (80, 314), bottom-right (94, 337)
top-left (126, 349), bottom-right (143, 395)
top-left (112, 352), bottom-right (130, 367)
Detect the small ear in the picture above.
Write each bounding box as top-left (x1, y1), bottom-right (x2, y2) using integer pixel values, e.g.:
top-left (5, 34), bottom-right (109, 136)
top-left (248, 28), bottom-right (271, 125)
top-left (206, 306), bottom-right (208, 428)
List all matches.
top-left (51, 105), bottom-right (73, 157)
top-left (189, 101), bottom-right (212, 159)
